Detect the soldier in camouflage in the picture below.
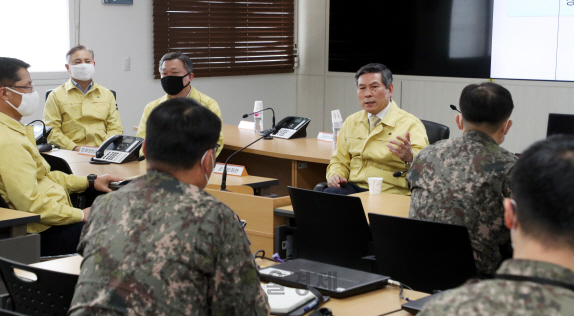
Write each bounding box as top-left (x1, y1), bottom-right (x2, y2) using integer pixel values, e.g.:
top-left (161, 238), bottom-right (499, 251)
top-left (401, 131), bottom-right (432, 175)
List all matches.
top-left (418, 135), bottom-right (574, 315)
top-left (69, 98), bottom-right (270, 315)
top-left (407, 83), bottom-right (516, 277)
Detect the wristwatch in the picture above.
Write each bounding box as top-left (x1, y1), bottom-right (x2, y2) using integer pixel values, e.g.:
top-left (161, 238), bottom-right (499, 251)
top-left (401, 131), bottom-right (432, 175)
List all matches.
top-left (87, 174), bottom-right (97, 190)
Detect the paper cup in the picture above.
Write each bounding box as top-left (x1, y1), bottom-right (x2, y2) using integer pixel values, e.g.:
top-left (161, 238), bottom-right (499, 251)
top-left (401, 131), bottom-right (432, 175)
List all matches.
top-left (368, 177), bottom-right (383, 194)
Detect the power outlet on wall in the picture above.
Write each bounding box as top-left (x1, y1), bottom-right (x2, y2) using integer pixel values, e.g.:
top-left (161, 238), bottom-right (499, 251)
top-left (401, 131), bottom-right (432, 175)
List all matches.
top-left (124, 57), bottom-right (130, 71)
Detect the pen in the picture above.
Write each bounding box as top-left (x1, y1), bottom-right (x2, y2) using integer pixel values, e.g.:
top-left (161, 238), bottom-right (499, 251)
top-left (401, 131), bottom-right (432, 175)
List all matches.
top-left (303, 299), bottom-right (318, 312)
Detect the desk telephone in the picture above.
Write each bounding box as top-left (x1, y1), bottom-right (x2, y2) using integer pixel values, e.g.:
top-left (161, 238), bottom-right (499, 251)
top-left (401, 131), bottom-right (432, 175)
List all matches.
top-left (90, 135), bottom-right (144, 164)
top-left (271, 116), bottom-right (311, 139)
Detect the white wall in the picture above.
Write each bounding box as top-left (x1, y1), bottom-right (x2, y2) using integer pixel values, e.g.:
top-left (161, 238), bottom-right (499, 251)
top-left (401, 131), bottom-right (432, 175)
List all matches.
top-left (29, 0), bottom-right (296, 136)
top-left (296, 0), bottom-right (574, 154)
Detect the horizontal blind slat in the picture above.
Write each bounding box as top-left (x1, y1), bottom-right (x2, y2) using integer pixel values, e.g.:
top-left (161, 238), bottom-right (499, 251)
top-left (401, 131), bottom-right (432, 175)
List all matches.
top-left (153, 0), bottom-right (294, 78)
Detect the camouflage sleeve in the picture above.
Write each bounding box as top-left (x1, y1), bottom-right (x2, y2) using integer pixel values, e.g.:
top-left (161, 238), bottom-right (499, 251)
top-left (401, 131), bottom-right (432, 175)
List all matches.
top-left (416, 290), bottom-right (464, 316)
top-left (210, 203), bottom-right (270, 316)
top-left (502, 165), bottom-right (514, 198)
top-left (75, 193), bottom-right (112, 256)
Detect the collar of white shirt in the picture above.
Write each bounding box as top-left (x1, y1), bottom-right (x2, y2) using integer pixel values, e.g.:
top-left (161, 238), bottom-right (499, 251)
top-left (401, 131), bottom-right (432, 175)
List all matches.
top-left (367, 100), bottom-right (391, 124)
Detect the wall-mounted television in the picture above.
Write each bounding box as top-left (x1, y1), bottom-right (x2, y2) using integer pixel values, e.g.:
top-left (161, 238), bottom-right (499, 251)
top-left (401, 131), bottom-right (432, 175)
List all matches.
top-left (329, 0), bottom-right (493, 79)
top-left (329, 0), bottom-right (574, 81)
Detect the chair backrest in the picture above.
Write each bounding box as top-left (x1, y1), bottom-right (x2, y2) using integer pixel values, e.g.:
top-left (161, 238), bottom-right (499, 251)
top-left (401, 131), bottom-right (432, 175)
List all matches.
top-left (0, 309), bottom-right (27, 316)
top-left (288, 187), bottom-right (372, 271)
top-left (45, 89), bottom-right (54, 101)
top-left (0, 256), bottom-right (78, 316)
top-left (368, 213), bottom-right (477, 293)
top-left (40, 154), bottom-right (73, 174)
top-left (421, 119), bottom-right (450, 144)
top-left (0, 195), bottom-right (9, 209)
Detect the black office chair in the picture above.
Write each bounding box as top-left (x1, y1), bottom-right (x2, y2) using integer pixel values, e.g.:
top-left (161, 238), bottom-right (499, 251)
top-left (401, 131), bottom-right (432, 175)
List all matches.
top-left (40, 153), bottom-right (73, 175)
top-left (0, 309), bottom-right (27, 316)
top-left (421, 119), bottom-right (449, 145)
top-left (39, 153), bottom-right (90, 209)
top-left (0, 195), bottom-right (8, 209)
top-left (0, 256), bottom-right (78, 316)
top-left (45, 89), bottom-right (117, 109)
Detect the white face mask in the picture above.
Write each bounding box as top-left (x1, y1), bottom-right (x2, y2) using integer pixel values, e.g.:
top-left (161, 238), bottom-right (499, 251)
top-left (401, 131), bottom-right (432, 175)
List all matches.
top-left (201, 149), bottom-right (216, 187)
top-left (70, 63), bottom-right (95, 81)
top-left (5, 88), bottom-right (39, 117)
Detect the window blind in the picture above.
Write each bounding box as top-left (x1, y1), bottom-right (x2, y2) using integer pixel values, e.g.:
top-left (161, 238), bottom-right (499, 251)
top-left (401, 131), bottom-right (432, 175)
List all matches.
top-left (153, 0), bottom-right (295, 78)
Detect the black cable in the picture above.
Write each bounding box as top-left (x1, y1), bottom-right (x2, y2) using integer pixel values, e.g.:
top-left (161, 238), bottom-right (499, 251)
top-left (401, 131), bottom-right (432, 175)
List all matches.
top-left (377, 308), bottom-right (402, 316)
top-left (252, 250), bottom-right (275, 262)
top-left (399, 284), bottom-right (414, 302)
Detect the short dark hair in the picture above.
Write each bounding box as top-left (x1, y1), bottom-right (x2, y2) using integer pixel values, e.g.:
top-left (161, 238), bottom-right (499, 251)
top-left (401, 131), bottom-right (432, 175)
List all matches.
top-left (355, 63), bottom-right (393, 88)
top-left (510, 135), bottom-right (574, 249)
top-left (0, 57), bottom-right (30, 87)
top-left (159, 52), bottom-right (194, 73)
top-left (66, 45), bottom-right (95, 64)
top-left (146, 98), bottom-right (221, 169)
top-left (459, 83), bottom-right (514, 130)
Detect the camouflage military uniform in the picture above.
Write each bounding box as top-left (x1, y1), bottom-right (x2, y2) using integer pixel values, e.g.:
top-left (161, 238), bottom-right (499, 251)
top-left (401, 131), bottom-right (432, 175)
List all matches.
top-left (418, 259), bottom-right (574, 315)
top-left (69, 170), bottom-right (270, 316)
top-left (406, 131), bottom-right (517, 276)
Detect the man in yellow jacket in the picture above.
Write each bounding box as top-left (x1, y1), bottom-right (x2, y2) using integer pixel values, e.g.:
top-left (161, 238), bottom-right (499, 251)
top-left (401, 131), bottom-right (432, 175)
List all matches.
top-left (43, 45), bottom-right (123, 151)
top-left (137, 52), bottom-right (223, 157)
top-left (326, 63), bottom-right (429, 196)
top-left (0, 57), bottom-right (122, 256)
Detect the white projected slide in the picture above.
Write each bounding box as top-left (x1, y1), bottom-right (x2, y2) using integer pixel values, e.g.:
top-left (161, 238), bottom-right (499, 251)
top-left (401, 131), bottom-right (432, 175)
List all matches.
top-left (491, 0), bottom-right (574, 81)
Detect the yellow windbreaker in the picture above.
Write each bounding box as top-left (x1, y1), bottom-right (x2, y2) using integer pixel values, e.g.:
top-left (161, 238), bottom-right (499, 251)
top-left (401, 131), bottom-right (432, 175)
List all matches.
top-left (136, 86), bottom-right (224, 156)
top-left (0, 112), bottom-right (86, 233)
top-left (327, 101), bottom-right (429, 195)
top-left (43, 80), bottom-right (124, 150)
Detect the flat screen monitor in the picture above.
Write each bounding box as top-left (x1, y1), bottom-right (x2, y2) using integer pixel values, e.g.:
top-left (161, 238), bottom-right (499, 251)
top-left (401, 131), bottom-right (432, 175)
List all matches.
top-left (329, 0), bottom-right (493, 78)
top-left (547, 113), bottom-right (574, 137)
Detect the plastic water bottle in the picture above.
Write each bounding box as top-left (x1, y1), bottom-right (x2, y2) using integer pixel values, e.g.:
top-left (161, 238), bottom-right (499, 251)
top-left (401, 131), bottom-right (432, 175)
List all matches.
top-left (254, 113), bottom-right (262, 133)
top-left (332, 109), bottom-right (343, 150)
top-left (253, 101), bottom-right (263, 133)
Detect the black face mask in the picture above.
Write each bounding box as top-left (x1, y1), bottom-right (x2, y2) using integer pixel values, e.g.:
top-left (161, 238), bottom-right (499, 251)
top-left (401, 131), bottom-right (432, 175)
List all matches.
top-left (160, 72), bottom-right (191, 95)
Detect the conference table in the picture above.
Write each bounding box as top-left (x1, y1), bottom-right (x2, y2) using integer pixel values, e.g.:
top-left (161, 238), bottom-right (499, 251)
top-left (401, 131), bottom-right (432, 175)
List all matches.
top-left (20, 255), bottom-right (428, 316)
top-left (275, 191), bottom-right (412, 219)
top-left (0, 209), bottom-right (39, 239)
top-left (44, 149), bottom-right (280, 196)
top-left (219, 124), bottom-right (334, 196)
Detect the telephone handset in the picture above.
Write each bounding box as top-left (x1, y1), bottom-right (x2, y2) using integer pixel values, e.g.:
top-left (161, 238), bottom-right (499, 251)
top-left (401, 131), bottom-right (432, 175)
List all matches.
top-left (90, 135), bottom-right (144, 164)
top-left (271, 116), bottom-right (311, 139)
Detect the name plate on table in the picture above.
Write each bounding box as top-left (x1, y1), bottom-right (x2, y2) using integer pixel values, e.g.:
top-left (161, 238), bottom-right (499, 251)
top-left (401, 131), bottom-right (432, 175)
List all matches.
top-left (317, 132), bottom-right (334, 142)
top-left (213, 163), bottom-right (248, 176)
top-left (78, 146), bottom-right (98, 156)
top-left (238, 120), bottom-right (255, 130)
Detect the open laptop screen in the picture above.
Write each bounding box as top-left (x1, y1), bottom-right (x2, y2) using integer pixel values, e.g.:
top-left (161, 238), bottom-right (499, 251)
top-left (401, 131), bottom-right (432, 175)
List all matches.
top-left (288, 187), bottom-right (372, 271)
top-left (547, 113), bottom-right (574, 137)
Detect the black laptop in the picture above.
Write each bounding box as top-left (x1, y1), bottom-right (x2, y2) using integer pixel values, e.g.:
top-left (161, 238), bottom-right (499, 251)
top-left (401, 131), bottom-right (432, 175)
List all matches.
top-left (401, 294), bottom-right (439, 314)
top-left (547, 113), bottom-right (574, 137)
top-left (368, 213), bottom-right (477, 293)
top-left (259, 258), bottom-right (389, 298)
top-left (288, 187), bottom-right (372, 271)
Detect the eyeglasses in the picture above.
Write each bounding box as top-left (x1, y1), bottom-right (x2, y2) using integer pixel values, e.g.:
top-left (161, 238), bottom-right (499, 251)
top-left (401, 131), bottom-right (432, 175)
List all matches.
top-left (213, 144), bottom-right (221, 151)
top-left (8, 83), bottom-right (35, 93)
